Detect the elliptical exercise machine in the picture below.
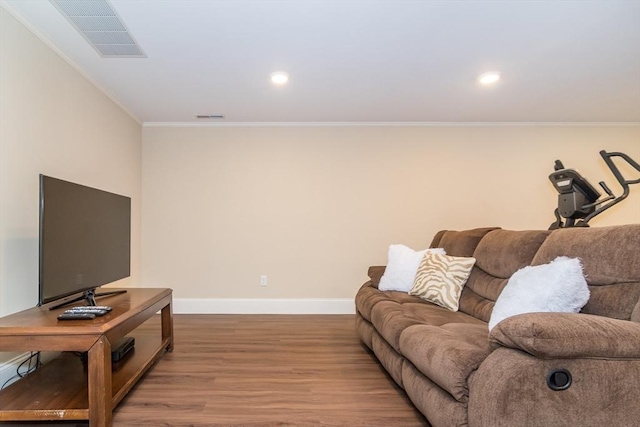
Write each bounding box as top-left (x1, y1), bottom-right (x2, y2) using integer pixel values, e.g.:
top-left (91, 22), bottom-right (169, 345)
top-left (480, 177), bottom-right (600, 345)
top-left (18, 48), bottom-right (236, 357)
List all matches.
top-left (548, 150), bottom-right (640, 229)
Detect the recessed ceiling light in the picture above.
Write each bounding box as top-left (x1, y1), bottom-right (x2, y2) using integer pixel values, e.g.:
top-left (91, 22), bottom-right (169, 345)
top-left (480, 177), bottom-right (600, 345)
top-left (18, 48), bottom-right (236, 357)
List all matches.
top-left (478, 72), bottom-right (501, 85)
top-left (270, 71), bottom-right (289, 85)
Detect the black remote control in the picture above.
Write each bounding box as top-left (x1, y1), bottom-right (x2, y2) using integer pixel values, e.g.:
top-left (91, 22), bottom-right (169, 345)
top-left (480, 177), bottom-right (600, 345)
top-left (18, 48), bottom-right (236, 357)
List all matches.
top-left (57, 313), bottom-right (96, 320)
top-left (68, 306), bottom-right (112, 311)
top-left (64, 308), bottom-right (108, 316)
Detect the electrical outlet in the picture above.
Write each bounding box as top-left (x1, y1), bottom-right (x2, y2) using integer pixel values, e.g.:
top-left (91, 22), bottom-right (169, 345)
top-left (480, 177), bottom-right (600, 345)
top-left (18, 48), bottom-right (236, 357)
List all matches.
top-left (260, 275), bottom-right (268, 287)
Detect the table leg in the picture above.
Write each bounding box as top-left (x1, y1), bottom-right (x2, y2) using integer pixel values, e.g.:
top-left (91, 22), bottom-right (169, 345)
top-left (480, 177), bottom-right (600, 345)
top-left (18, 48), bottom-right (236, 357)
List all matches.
top-left (88, 336), bottom-right (112, 426)
top-left (162, 302), bottom-right (174, 352)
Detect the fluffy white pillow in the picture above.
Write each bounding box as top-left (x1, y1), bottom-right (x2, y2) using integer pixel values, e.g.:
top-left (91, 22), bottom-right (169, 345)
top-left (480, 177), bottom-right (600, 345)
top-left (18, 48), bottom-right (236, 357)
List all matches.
top-left (488, 256), bottom-right (590, 331)
top-left (378, 245), bottom-right (446, 292)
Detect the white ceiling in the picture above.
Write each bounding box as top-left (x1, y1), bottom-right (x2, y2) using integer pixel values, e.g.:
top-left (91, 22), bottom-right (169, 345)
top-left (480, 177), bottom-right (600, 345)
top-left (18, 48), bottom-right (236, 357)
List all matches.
top-left (3, 0), bottom-right (640, 124)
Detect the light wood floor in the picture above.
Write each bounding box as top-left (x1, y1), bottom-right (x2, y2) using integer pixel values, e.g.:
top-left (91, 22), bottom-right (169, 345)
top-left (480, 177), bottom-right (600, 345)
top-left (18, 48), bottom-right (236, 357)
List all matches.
top-left (112, 314), bottom-right (428, 426)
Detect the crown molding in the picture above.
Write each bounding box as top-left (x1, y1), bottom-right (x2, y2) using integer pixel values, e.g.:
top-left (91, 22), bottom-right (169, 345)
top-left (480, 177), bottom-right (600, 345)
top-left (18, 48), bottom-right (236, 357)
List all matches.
top-left (143, 121), bottom-right (640, 128)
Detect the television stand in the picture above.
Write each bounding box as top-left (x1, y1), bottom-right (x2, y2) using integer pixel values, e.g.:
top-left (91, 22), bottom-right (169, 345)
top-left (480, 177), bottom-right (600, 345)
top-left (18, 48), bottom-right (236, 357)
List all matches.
top-left (48, 288), bottom-right (128, 310)
top-left (0, 288), bottom-right (173, 427)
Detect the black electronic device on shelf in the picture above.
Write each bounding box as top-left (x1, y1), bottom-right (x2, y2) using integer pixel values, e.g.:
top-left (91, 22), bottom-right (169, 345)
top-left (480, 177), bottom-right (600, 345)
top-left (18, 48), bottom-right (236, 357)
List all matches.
top-left (111, 336), bottom-right (136, 362)
top-left (39, 175), bottom-right (131, 309)
top-left (79, 336), bottom-right (136, 364)
top-left (548, 150), bottom-right (640, 229)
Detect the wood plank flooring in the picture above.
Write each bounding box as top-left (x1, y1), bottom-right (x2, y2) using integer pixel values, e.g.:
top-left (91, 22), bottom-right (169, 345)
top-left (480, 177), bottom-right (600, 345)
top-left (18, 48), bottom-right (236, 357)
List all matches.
top-left (2, 314), bottom-right (429, 426)
top-left (114, 314), bottom-right (428, 427)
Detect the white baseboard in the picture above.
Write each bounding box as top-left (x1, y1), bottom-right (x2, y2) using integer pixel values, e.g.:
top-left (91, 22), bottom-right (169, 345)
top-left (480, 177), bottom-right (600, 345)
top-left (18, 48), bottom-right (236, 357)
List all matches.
top-left (0, 351), bottom-right (59, 390)
top-left (0, 353), bottom-right (26, 389)
top-left (173, 298), bottom-right (355, 314)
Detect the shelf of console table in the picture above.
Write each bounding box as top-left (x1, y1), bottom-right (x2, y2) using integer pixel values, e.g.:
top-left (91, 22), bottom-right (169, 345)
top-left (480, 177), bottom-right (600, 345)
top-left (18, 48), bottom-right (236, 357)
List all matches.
top-left (0, 287), bottom-right (173, 427)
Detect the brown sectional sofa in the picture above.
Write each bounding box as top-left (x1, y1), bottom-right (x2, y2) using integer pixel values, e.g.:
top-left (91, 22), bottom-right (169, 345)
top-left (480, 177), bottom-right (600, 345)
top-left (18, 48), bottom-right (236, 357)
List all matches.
top-left (355, 224), bottom-right (640, 426)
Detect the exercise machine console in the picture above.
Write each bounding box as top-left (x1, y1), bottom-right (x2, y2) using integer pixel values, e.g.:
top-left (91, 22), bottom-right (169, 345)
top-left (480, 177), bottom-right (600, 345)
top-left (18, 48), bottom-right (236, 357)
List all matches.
top-left (548, 150), bottom-right (640, 229)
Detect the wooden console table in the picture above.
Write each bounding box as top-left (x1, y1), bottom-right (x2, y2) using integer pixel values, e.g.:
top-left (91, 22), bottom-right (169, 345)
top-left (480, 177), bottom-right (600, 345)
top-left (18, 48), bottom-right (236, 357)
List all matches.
top-left (0, 287), bottom-right (173, 426)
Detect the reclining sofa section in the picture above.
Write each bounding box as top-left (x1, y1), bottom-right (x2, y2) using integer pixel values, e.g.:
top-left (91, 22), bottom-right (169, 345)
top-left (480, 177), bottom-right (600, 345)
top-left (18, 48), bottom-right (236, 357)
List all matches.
top-left (355, 225), bottom-right (640, 427)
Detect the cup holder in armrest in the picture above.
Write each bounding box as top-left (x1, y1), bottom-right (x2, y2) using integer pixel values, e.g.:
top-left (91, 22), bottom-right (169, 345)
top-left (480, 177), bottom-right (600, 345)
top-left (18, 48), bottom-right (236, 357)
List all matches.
top-left (547, 368), bottom-right (572, 391)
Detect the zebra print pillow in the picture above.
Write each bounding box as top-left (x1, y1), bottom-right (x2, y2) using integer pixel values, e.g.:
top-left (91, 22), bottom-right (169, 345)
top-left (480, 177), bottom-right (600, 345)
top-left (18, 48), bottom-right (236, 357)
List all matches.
top-left (409, 251), bottom-right (476, 312)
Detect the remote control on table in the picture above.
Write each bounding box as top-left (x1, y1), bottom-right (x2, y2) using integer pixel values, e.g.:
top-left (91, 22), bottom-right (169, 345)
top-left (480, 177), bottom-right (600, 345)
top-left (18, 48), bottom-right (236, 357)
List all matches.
top-left (68, 306), bottom-right (112, 311)
top-left (58, 312), bottom-right (96, 320)
top-left (64, 308), bottom-right (108, 316)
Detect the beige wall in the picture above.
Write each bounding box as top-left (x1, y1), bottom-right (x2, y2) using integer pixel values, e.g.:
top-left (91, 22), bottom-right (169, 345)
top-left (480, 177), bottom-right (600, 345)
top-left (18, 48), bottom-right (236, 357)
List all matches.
top-left (0, 8), bottom-right (142, 320)
top-left (1, 1), bottom-right (639, 318)
top-left (142, 125), bottom-right (640, 302)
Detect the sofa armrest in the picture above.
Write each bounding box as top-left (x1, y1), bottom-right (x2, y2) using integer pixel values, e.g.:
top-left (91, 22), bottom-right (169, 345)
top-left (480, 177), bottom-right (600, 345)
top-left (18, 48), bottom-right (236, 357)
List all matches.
top-left (367, 266), bottom-right (386, 287)
top-left (489, 312), bottom-right (640, 359)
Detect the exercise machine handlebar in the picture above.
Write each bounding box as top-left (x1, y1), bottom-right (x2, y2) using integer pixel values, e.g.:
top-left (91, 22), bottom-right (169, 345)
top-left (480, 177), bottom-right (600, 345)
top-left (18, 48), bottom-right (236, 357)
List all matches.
top-left (582, 151), bottom-right (640, 224)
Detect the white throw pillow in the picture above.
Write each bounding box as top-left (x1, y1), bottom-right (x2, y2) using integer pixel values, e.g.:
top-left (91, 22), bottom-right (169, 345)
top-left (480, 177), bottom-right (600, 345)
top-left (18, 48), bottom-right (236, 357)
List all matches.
top-left (378, 245), bottom-right (446, 292)
top-left (488, 256), bottom-right (590, 331)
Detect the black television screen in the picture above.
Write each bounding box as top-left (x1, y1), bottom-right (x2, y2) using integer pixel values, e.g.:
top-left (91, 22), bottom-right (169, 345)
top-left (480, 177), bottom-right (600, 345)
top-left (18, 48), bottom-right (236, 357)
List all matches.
top-left (39, 175), bottom-right (131, 306)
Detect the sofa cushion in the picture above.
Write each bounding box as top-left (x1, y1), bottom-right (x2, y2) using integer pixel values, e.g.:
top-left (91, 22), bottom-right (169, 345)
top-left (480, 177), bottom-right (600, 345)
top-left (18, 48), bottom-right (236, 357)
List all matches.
top-left (356, 282), bottom-right (420, 322)
top-left (459, 229), bottom-right (551, 322)
top-left (409, 252), bottom-right (476, 311)
top-left (437, 227), bottom-right (498, 257)
top-left (633, 299), bottom-right (640, 323)
top-left (371, 299), bottom-right (484, 352)
top-left (456, 272), bottom-right (505, 323)
top-left (399, 323), bottom-right (493, 403)
top-left (402, 362), bottom-right (469, 427)
top-left (473, 229), bottom-right (552, 279)
top-left (372, 332), bottom-right (406, 388)
top-left (531, 224), bottom-right (640, 320)
top-left (429, 229), bottom-right (448, 249)
top-left (355, 313), bottom-right (375, 350)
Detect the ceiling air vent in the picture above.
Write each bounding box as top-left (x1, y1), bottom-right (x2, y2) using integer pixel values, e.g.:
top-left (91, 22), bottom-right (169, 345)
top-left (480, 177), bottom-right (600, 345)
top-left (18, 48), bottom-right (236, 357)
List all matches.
top-left (50, 0), bottom-right (146, 58)
top-left (196, 115), bottom-right (225, 119)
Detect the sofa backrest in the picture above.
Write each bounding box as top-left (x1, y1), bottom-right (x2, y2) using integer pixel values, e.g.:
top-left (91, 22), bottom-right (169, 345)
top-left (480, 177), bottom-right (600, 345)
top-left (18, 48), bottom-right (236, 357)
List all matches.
top-left (429, 224), bottom-right (639, 323)
top-left (459, 229), bottom-right (551, 322)
top-left (531, 224), bottom-right (640, 322)
top-left (430, 227), bottom-right (498, 257)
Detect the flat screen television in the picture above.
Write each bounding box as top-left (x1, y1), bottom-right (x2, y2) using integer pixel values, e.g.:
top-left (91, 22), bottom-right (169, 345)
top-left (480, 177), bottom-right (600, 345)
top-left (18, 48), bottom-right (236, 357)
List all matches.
top-left (39, 175), bottom-right (131, 309)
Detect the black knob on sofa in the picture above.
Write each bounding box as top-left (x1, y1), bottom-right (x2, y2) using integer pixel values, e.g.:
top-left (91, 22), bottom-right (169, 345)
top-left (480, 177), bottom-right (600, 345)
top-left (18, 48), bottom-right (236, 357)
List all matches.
top-left (546, 369), bottom-right (572, 391)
